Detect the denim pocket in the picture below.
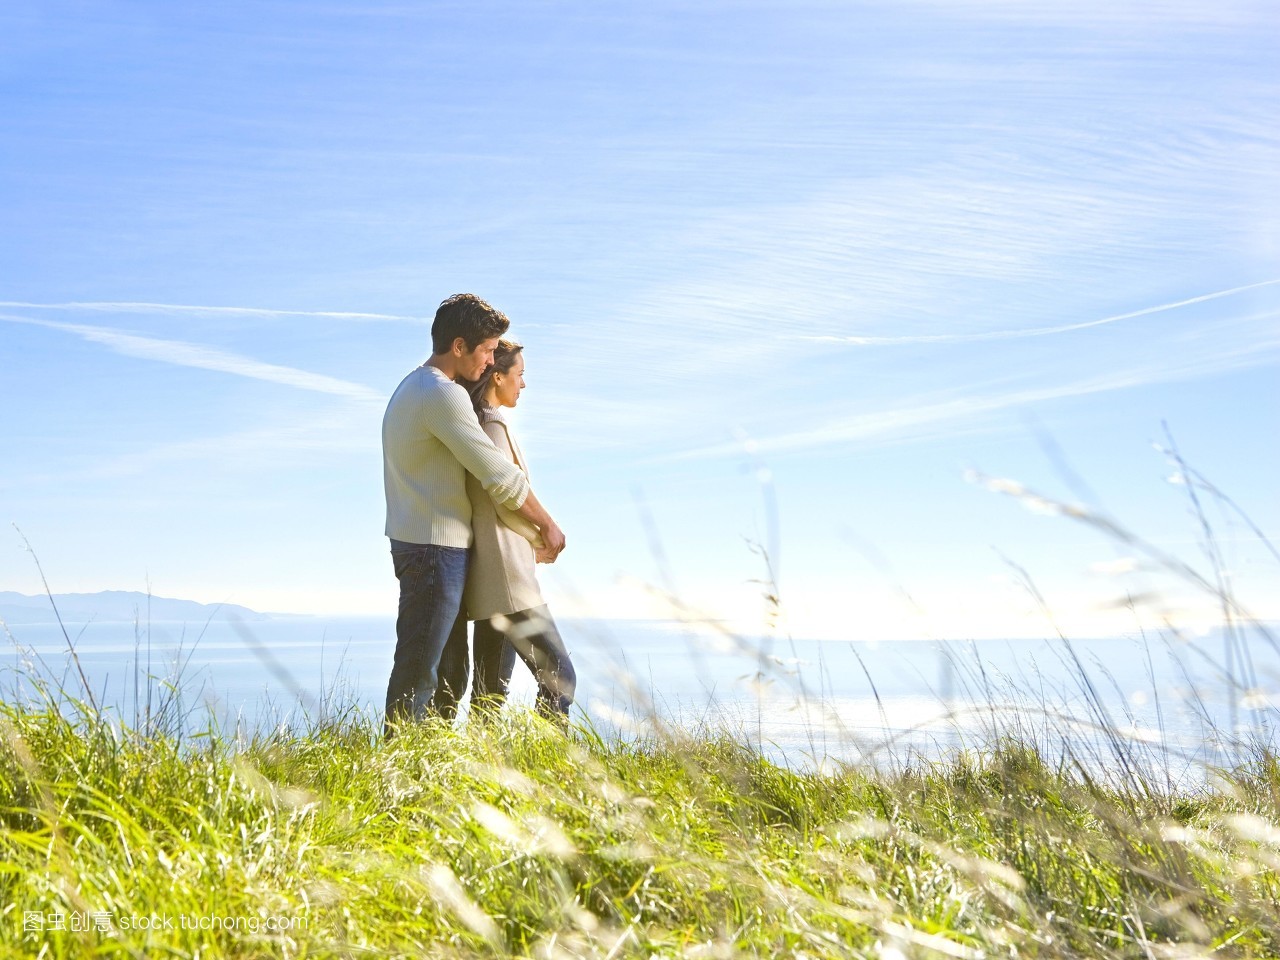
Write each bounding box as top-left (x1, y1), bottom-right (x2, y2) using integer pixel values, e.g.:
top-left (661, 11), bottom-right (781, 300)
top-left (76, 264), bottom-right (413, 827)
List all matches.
top-left (393, 546), bottom-right (438, 595)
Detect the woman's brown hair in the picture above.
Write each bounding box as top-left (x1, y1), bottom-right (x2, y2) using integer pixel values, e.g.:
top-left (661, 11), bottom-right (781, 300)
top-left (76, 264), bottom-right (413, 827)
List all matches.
top-left (465, 338), bottom-right (523, 414)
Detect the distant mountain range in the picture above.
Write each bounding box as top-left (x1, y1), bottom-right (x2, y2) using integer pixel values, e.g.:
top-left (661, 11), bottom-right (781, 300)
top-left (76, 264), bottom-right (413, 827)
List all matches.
top-left (0, 591), bottom-right (269, 625)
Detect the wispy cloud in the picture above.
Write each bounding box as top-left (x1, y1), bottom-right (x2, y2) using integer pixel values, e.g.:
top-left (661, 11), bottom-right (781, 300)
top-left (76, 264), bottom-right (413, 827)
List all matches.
top-left (666, 318), bottom-right (1280, 461)
top-left (798, 279), bottom-right (1280, 347)
top-left (594, 145), bottom-right (1273, 364)
top-left (2, 413), bottom-right (381, 492)
top-left (1, 313), bottom-right (384, 402)
top-left (84, 417), bottom-right (380, 481)
top-left (893, 0), bottom-right (1275, 29)
top-left (0, 300), bottom-right (426, 323)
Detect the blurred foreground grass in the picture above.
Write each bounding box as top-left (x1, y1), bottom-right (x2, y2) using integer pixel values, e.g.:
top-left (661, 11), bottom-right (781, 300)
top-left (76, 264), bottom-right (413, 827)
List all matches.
top-left (2, 699), bottom-right (1278, 959)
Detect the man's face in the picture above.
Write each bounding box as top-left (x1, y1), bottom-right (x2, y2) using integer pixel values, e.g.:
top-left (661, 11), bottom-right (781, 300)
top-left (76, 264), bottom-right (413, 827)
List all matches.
top-left (458, 337), bottom-right (499, 381)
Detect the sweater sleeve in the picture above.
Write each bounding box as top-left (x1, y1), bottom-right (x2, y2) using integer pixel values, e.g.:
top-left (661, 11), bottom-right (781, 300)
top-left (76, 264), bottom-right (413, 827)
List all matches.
top-left (482, 420), bottom-right (545, 548)
top-left (424, 388), bottom-right (530, 510)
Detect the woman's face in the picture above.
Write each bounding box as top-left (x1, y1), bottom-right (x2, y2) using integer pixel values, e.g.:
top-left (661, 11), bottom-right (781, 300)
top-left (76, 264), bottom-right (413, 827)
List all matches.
top-left (492, 353), bottom-right (526, 408)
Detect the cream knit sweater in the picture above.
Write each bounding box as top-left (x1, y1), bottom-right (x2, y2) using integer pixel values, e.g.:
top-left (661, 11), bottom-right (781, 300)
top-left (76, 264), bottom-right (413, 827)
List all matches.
top-left (382, 364), bottom-right (530, 547)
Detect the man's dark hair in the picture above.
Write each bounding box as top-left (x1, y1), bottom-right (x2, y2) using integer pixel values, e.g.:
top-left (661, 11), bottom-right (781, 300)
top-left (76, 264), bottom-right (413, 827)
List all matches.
top-left (431, 293), bottom-right (510, 354)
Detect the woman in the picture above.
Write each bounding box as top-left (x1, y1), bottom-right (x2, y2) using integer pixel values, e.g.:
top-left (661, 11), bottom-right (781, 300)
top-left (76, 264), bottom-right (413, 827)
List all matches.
top-left (458, 339), bottom-right (576, 720)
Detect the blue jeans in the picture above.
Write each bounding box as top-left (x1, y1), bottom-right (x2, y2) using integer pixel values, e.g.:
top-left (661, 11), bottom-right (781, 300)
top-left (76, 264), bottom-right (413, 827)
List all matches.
top-left (383, 542), bottom-right (469, 734)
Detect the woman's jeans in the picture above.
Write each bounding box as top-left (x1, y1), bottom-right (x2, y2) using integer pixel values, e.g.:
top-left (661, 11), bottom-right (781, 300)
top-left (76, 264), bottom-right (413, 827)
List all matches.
top-left (447, 605), bottom-right (577, 719)
top-left (383, 542), bottom-right (469, 734)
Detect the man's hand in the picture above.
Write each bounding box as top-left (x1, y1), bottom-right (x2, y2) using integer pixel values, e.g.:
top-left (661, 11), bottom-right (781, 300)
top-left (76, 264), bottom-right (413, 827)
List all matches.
top-left (536, 519), bottom-right (565, 564)
top-left (516, 488), bottom-right (566, 563)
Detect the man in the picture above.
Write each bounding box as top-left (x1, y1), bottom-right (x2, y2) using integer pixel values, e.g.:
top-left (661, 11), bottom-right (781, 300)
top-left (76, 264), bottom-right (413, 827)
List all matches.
top-left (382, 293), bottom-right (565, 734)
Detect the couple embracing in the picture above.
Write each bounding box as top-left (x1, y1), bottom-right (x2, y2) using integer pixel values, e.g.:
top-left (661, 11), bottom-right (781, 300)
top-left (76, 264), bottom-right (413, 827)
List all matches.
top-left (381, 293), bottom-right (575, 735)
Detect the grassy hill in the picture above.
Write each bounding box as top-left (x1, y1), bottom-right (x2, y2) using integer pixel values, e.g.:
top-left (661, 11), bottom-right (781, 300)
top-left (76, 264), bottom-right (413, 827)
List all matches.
top-left (1, 696), bottom-right (1277, 959)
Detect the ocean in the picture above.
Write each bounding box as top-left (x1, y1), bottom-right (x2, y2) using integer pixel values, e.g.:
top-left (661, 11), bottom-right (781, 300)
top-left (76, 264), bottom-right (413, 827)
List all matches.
top-left (4, 615), bottom-right (1277, 779)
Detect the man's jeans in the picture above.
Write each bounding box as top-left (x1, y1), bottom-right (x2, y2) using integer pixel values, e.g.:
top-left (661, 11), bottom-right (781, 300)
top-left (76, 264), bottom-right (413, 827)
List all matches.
top-left (384, 542), bottom-right (469, 734)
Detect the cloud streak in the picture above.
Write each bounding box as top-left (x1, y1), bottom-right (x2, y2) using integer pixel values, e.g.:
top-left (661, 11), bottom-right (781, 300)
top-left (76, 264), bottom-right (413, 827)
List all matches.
top-left (666, 318), bottom-right (1280, 461)
top-left (0, 300), bottom-right (426, 323)
top-left (797, 279), bottom-right (1280, 347)
top-left (84, 417), bottom-right (380, 481)
top-left (2, 314), bottom-right (384, 402)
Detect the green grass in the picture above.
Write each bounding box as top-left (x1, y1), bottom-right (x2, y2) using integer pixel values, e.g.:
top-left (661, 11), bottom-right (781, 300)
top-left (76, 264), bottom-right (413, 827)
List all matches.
top-left (2, 696), bottom-right (1278, 959)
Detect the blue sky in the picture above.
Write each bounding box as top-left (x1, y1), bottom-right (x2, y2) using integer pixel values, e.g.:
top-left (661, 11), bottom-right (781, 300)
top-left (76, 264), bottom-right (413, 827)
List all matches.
top-left (2, 1), bottom-right (1277, 640)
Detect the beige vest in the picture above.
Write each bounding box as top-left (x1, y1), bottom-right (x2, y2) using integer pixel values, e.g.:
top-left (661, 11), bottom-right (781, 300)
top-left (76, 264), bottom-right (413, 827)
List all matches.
top-left (463, 410), bottom-right (545, 620)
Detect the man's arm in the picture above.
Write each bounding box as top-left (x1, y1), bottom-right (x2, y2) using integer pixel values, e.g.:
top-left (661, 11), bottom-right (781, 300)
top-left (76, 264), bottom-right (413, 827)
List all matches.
top-left (426, 387), bottom-right (530, 509)
top-left (515, 488), bottom-right (566, 563)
